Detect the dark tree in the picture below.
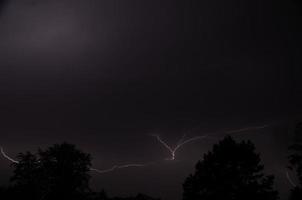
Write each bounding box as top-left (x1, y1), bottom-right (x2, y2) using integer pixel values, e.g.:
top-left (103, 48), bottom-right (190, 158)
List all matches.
top-left (10, 152), bottom-right (42, 199)
top-left (288, 122), bottom-right (302, 200)
top-left (183, 136), bottom-right (278, 200)
top-left (10, 143), bottom-right (92, 200)
top-left (38, 143), bottom-right (92, 199)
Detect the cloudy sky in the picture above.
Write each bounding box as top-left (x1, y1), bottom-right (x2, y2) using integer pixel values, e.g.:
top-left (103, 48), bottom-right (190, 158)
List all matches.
top-left (0, 1), bottom-right (301, 199)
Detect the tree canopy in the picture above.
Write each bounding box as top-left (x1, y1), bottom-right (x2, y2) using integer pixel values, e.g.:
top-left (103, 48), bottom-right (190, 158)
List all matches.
top-left (1, 142), bottom-right (160, 200)
top-left (183, 136), bottom-right (278, 200)
top-left (10, 143), bottom-right (92, 200)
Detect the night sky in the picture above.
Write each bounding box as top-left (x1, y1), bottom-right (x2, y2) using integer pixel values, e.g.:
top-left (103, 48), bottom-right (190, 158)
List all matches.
top-left (0, 0), bottom-right (302, 200)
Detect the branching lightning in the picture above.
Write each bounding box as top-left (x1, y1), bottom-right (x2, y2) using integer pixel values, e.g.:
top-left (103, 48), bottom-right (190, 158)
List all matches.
top-left (0, 124), bottom-right (272, 174)
top-left (151, 124), bottom-right (270, 161)
top-left (151, 134), bottom-right (208, 160)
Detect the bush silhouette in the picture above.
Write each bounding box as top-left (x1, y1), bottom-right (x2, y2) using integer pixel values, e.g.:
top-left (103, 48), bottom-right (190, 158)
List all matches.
top-left (183, 136), bottom-right (279, 200)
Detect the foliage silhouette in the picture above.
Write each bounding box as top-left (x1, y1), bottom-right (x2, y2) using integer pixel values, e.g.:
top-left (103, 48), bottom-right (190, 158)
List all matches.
top-left (10, 151), bottom-right (42, 199)
top-left (0, 142), bottom-right (160, 200)
top-left (288, 122), bottom-right (302, 200)
top-left (183, 136), bottom-right (279, 200)
top-left (9, 143), bottom-right (92, 200)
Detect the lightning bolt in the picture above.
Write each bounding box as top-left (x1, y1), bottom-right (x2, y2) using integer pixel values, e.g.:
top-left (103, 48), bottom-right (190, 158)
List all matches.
top-left (73, 162), bottom-right (150, 174)
top-left (151, 134), bottom-right (208, 160)
top-left (118, 163), bottom-right (147, 168)
top-left (150, 134), bottom-right (175, 160)
top-left (90, 163), bottom-right (151, 174)
top-left (0, 146), bottom-right (19, 164)
top-left (0, 124), bottom-right (271, 174)
top-left (1, 146), bottom-right (150, 174)
top-left (151, 124), bottom-right (270, 161)
top-left (225, 124), bottom-right (270, 134)
top-left (285, 125), bottom-right (298, 188)
top-left (286, 170), bottom-right (297, 188)
top-left (89, 166), bottom-right (118, 173)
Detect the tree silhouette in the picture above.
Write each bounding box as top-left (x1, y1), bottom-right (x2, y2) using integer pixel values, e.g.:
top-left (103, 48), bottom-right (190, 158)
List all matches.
top-left (288, 122), bottom-right (302, 200)
top-left (10, 143), bottom-right (92, 200)
top-left (38, 143), bottom-right (92, 199)
top-left (0, 142), bottom-right (161, 200)
top-left (9, 151), bottom-right (42, 199)
top-left (183, 136), bottom-right (278, 200)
